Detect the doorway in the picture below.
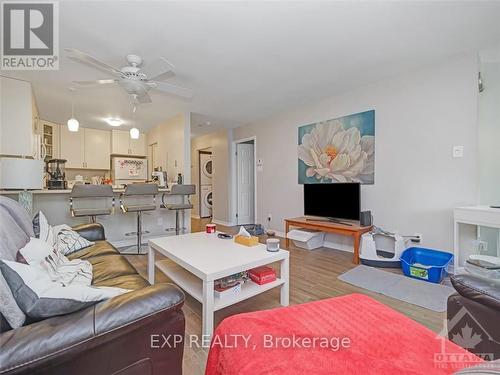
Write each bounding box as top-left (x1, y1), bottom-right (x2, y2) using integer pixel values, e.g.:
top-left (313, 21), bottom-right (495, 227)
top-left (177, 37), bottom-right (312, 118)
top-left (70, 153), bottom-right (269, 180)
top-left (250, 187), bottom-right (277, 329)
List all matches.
top-left (234, 138), bottom-right (256, 225)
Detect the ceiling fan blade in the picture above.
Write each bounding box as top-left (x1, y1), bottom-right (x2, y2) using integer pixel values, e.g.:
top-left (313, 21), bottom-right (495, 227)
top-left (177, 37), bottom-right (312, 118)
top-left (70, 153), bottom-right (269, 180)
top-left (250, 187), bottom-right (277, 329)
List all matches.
top-left (149, 81), bottom-right (193, 98)
top-left (73, 79), bottom-right (118, 86)
top-left (133, 93), bottom-right (152, 104)
top-left (65, 48), bottom-right (124, 77)
top-left (141, 57), bottom-right (175, 81)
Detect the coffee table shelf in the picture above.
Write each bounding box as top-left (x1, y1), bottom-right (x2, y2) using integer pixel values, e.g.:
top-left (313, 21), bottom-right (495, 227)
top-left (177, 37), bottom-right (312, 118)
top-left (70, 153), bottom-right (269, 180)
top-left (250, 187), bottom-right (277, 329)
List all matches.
top-left (156, 259), bottom-right (285, 311)
top-left (148, 232), bottom-right (289, 338)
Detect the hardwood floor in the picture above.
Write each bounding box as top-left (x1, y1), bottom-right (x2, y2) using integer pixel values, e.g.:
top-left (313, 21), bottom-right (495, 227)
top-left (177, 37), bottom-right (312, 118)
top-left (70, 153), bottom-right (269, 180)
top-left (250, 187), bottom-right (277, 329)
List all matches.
top-left (126, 218), bottom-right (446, 375)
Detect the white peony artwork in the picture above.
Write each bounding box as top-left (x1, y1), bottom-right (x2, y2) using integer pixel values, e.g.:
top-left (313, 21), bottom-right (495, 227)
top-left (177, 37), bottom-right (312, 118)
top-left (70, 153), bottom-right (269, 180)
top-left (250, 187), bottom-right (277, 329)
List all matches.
top-left (298, 110), bottom-right (375, 184)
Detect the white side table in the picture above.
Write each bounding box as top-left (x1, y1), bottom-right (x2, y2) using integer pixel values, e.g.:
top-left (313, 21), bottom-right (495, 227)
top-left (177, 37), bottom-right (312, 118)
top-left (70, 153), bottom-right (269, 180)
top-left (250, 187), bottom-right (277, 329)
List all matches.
top-left (453, 206), bottom-right (500, 269)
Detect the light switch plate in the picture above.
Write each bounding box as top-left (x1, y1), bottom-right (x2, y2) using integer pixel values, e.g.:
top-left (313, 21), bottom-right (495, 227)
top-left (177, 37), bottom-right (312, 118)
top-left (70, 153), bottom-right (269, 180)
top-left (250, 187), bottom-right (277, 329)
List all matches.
top-left (453, 145), bottom-right (464, 158)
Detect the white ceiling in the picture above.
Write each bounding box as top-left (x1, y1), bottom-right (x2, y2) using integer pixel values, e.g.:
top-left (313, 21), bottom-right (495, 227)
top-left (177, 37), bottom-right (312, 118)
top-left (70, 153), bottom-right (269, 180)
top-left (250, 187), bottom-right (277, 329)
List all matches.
top-left (4, 1), bottom-right (500, 132)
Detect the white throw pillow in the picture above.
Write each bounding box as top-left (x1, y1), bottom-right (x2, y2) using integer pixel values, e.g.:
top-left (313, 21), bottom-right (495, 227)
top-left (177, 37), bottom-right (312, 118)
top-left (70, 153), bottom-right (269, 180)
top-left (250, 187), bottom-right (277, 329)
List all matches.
top-left (54, 227), bottom-right (94, 255)
top-left (18, 237), bottom-right (53, 265)
top-left (0, 260), bottom-right (129, 320)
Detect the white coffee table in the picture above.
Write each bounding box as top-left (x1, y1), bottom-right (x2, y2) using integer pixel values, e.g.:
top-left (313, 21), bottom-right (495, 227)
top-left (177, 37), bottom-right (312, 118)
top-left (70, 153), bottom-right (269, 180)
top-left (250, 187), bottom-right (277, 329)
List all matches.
top-left (148, 232), bottom-right (289, 338)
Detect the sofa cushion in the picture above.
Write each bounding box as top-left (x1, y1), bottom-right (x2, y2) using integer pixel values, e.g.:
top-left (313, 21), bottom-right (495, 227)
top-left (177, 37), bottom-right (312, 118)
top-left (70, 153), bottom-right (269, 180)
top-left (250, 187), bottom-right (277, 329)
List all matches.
top-left (0, 267), bottom-right (26, 329)
top-left (67, 241), bottom-right (120, 260)
top-left (87, 255), bottom-right (139, 284)
top-left (0, 197), bottom-right (35, 261)
top-left (0, 260), bottom-right (128, 321)
top-left (93, 274), bottom-right (150, 290)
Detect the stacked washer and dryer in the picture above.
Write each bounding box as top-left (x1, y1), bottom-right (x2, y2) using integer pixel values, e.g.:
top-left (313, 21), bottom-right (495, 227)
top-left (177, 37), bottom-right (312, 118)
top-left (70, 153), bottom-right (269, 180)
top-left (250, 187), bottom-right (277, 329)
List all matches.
top-left (199, 152), bottom-right (213, 218)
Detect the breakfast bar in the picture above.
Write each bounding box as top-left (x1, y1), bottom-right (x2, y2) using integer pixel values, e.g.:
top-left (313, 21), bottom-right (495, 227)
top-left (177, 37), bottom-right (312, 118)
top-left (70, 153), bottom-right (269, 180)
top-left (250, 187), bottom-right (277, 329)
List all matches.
top-left (0, 188), bottom-right (190, 248)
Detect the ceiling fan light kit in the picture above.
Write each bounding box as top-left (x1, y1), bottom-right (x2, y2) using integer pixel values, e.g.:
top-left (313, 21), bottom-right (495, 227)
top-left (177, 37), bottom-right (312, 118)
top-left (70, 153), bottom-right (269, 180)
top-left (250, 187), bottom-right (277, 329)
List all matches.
top-left (130, 127), bottom-right (140, 139)
top-left (66, 48), bottom-right (193, 107)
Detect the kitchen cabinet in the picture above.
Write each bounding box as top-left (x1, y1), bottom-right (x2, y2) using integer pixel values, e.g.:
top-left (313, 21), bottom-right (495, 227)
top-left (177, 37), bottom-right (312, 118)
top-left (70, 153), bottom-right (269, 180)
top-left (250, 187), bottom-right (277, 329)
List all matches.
top-left (111, 130), bottom-right (146, 156)
top-left (60, 126), bottom-right (85, 168)
top-left (38, 120), bottom-right (60, 160)
top-left (0, 77), bottom-right (34, 157)
top-left (84, 128), bottom-right (110, 169)
top-left (60, 127), bottom-right (110, 169)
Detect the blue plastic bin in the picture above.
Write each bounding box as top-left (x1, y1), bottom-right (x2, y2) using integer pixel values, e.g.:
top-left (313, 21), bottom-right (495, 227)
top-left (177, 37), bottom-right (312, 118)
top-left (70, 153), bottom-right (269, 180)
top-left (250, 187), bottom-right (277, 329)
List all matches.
top-left (400, 247), bottom-right (453, 283)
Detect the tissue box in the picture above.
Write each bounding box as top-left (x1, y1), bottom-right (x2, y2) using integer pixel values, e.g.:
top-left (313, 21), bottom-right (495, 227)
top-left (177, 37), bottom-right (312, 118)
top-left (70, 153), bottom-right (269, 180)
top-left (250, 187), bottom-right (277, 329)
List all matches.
top-left (234, 235), bottom-right (259, 247)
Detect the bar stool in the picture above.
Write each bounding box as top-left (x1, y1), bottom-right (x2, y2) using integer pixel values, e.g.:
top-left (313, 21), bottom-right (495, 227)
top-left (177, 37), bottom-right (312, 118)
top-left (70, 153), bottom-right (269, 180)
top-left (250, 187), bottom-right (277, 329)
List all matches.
top-left (69, 184), bottom-right (114, 223)
top-left (161, 184), bottom-right (196, 235)
top-left (120, 183), bottom-right (158, 255)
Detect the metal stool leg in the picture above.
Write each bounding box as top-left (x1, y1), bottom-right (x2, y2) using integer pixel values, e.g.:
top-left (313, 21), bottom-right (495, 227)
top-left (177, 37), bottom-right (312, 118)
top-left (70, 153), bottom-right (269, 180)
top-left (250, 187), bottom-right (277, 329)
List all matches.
top-left (175, 210), bottom-right (180, 235)
top-left (137, 211), bottom-right (142, 254)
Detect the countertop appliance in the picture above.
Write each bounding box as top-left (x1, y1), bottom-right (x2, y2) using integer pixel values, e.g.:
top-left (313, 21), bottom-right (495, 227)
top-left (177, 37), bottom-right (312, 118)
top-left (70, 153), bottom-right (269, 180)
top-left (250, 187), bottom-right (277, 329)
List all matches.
top-left (111, 156), bottom-right (147, 185)
top-left (46, 159), bottom-right (67, 190)
top-left (152, 171), bottom-right (167, 187)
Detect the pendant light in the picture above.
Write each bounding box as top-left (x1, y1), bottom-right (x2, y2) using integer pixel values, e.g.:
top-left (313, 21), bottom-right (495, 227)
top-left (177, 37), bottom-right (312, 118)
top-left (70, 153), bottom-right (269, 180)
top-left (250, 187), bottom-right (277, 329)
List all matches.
top-left (67, 88), bottom-right (79, 132)
top-left (129, 104), bottom-right (139, 139)
top-left (130, 127), bottom-right (140, 139)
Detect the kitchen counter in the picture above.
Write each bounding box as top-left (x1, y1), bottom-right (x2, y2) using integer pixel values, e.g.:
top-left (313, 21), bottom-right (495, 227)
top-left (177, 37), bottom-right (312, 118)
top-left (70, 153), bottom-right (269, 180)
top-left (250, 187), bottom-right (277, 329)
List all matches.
top-left (1, 186), bottom-right (191, 248)
top-left (0, 187), bottom-right (170, 194)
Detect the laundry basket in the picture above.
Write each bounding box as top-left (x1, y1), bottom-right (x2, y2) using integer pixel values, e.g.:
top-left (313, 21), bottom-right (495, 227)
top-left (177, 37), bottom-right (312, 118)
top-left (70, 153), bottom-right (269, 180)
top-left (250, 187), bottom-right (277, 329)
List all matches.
top-left (287, 229), bottom-right (325, 250)
top-left (400, 247), bottom-right (453, 283)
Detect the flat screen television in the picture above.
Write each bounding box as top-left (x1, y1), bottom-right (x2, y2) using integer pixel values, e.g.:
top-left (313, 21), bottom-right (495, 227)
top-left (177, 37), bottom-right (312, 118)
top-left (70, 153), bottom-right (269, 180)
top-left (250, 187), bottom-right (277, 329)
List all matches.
top-left (304, 183), bottom-right (360, 221)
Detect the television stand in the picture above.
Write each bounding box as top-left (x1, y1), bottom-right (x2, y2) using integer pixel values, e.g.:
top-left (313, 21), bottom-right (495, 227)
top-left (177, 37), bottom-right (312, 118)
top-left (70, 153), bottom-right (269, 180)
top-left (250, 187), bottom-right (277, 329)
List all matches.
top-left (305, 217), bottom-right (353, 226)
top-left (285, 217), bottom-right (372, 264)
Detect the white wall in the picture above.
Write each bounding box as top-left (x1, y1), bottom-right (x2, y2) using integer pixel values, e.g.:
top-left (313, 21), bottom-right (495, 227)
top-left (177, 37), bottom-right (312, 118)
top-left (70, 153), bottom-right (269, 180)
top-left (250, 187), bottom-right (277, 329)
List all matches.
top-left (478, 62), bottom-right (500, 205)
top-left (147, 113), bottom-right (188, 182)
top-left (191, 129), bottom-right (233, 223)
top-left (146, 112), bottom-right (191, 232)
top-left (234, 54), bottom-right (479, 251)
top-left (478, 61), bottom-right (500, 255)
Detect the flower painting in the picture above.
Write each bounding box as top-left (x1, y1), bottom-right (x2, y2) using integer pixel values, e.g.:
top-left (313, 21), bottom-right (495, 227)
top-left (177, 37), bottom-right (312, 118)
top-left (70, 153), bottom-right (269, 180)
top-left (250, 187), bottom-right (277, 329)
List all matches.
top-left (298, 110), bottom-right (375, 184)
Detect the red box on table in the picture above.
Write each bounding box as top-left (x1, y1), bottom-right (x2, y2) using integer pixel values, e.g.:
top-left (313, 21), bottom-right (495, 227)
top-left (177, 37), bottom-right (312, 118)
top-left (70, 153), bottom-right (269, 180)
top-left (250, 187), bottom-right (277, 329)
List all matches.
top-left (248, 266), bottom-right (276, 285)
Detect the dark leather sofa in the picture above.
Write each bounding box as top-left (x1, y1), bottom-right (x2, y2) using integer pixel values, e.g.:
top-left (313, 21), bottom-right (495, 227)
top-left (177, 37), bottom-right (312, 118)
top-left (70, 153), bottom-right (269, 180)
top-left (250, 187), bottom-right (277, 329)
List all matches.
top-left (447, 273), bottom-right (500, 361)
top-left (0, 223), bottom-right (185, 375)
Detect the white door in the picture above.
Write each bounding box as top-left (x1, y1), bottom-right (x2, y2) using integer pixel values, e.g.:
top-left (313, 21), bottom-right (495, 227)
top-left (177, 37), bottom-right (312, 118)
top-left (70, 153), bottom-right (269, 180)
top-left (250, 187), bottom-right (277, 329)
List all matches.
top-left (84, 128), bottom-right (111, 169)
top-left (60, 126), bottom-right (85, 168)
top-left (236, 143), bottom-right (255, 225)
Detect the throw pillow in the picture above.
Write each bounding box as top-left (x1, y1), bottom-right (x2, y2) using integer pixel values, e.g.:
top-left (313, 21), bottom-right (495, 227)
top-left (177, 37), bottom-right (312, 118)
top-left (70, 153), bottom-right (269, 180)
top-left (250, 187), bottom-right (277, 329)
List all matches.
top-left (54, 227), bottom-right (94, 255)
top-left (0, 260), bottom-right (128, 320)
top-left (32, 211), bottom-right (40, 238)
top-left (0, 268), bottom-right (26, 329)
top-left (17, 237), bottom-right (53, 265)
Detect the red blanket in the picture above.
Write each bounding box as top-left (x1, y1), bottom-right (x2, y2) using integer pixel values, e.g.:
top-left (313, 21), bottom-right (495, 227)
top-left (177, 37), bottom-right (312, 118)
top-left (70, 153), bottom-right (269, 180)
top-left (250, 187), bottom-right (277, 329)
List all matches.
top-left (205, 294), bottom-right (482, 375)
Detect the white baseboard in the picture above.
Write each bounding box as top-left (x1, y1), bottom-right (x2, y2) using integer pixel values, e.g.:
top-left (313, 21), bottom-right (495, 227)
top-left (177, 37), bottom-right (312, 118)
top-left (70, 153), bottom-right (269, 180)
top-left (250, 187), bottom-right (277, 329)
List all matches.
top-left (212, 219), bottom-right (236, 227)
top-left (191, 214), bottom-right (200, 219)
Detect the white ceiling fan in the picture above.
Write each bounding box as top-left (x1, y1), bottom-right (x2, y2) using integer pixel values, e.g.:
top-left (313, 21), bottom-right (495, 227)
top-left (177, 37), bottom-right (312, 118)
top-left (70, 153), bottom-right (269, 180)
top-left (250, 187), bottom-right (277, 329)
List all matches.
top-left (65, 48), bottom-right (193, 104)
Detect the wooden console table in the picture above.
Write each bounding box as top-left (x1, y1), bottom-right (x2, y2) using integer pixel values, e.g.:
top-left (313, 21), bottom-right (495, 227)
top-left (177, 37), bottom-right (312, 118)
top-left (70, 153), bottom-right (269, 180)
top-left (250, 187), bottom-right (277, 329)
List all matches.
top-left (284, 217), bottom-right (372, 264)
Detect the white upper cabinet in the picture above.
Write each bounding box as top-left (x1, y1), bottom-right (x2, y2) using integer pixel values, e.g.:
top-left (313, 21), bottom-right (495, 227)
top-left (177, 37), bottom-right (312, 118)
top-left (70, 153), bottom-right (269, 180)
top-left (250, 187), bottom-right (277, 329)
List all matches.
top-left (60, 126), bottom-right (85, 168)
top-left (111, 130), bottom-right (146, 156)
top-left (0, 77), bottom-right (34, 157)
top-left (130, 133), bottom-right (146, 156)
top-left (38, 120), bottom-right (60, 160)
top-left (60, 127), bottom-right (110, 169)
top-left (111, 130), bottom-right (130, 155)
top-left (84, 128), bottom-right (111, 169)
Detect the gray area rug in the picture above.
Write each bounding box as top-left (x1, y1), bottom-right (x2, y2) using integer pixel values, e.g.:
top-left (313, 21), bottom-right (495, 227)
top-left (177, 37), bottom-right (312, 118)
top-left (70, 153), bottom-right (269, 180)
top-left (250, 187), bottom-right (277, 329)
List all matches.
top-left (338, 265), bottom-right (455, 312)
